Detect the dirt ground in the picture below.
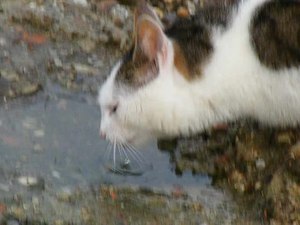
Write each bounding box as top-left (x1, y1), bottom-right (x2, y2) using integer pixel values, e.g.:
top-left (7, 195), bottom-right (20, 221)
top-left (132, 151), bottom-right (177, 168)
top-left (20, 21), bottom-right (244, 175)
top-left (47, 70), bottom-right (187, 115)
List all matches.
top-left (0, 0), bottom-right (299, 225)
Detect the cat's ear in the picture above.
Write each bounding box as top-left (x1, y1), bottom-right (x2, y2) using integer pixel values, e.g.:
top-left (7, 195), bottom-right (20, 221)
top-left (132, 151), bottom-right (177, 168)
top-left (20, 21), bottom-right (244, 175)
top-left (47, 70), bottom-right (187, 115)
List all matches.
top-left (133, 3), bottom-right (168, 63)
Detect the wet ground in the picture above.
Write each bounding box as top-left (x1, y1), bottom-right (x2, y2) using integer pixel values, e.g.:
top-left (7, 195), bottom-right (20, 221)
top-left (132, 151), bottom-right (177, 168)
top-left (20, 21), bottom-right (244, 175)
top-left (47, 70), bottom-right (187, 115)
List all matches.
top-left (0, 0), bottom-right (299, 225)
top-left (0, 1), bottom-right (237, 224)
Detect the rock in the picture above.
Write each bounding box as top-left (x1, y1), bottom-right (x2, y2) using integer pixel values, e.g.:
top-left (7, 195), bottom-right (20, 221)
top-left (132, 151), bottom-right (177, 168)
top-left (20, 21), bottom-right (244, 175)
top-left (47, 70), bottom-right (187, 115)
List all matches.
top-left (154, 7), bottom-right (164, 19)
top-left (255, 158), bottom-right (266, 170)
top-left (177, 6), bottom-right (189, 18)
top-left (17, 176), bottom-right (45, 190)
top-left (229, 170), bottom-right (247, 193)
top-left (34, 129), bottom-right (45, 137)
top-left (110, 4), bottom-right (129, 26)
top-left (0, 37), bottom-right (7, 46)
top-left (0, 183), bottom-right (10, 192)
top-left (0, 69), bottom-right (20, 82)
top-left (70, 0), bottom-right (88, 7)
top-left (21, 83), bottom-right (41, 96)
top-left (33, 143), bottom-right (43, 153)
top-left (49, 49), bottom-right (63, 68)
top-left (71, 63), bottom-right (98, 75)
top-left (52, 170), bottom-right (61, 179)
top-left (290, 142), bottom-right (300, 160)
top-left (277, 132), bottom-right (293, 145)
top-left (78, 38), bottom-right (96, 53)
top-left (57, 187), bottom-right (73, 202)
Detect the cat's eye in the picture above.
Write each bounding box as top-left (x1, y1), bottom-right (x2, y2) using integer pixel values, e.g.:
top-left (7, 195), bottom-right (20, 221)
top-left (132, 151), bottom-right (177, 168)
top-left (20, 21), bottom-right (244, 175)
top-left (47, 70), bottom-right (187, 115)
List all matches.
top-left (109, 104), bottom-right (118, 115)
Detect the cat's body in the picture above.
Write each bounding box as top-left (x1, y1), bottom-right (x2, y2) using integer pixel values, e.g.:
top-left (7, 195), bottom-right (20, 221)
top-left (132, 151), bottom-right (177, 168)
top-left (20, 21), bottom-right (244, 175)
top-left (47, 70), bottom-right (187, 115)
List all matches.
top-left (99, 0), bottom-right (300, 147)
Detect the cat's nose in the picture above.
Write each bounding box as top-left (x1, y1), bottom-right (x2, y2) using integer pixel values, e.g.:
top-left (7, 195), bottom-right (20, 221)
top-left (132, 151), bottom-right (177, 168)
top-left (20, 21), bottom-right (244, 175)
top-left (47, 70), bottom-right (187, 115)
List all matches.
top-left (99, 130), bottom-right (106, 139)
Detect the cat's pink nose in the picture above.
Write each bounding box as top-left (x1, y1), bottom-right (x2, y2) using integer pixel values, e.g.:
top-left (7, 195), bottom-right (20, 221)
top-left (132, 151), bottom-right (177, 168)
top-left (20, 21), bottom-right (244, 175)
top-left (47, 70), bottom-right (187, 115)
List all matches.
top-left (99, 130), bottom-right (106, 139)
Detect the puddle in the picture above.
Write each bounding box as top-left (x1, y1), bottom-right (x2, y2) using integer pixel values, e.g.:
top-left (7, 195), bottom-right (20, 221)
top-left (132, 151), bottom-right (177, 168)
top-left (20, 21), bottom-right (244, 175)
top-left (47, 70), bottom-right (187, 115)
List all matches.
top-left (0, 87), bottom-right (231, 208)
top-left (0, 94), bottom-right (206, 184)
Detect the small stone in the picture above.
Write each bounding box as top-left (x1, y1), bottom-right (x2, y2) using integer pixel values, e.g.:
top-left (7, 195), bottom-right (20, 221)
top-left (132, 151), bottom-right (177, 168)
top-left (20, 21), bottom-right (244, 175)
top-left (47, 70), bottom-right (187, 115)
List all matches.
top-left (229, 170), bottom-right (246, 193)
top-left (255, 181), bottom-right (262, 190)
top-left (72, 63), bottom-right (98, 75)
top-left (177, 6), bottom-right (190, 18)
top-left (17, 176), bottom-right (45, 190)
top-left (187, 1), bottom-right (196, 15)
top-left (21, 83), bottom-right (41, 96)
top-left (18, 176), bottom-right (38, 187)
top-left (290, 142), bottom-right (300, 160)
top-left (49, 49), bottom-right (63, 68)
top-left (154, 7), bottom-right (164, 19)
top-left (33, 143), bottom-right (43, 153)
top-left (255, 158), bottom-right (266, 170)
top-left (78, 38), bottom-right (96, 53)
top-left (32, 196), bottom-right (39, 206)
top-left (0, 183), bottom-right (9, 192)
top-left (0, 69), bottom-right (19, 82)
top-left (277, 132), bottom-right (292, 144)
top-left (97, 33), bottom-right (109, 43)
top-left (0, 37), bottom-right (7, 46)
top-left (54, 220), bottom-right (64, 225)
top-left (34, 129), bottom-right (45, 137)
top-left (52, 170), bottom-right (61, 179)
top-left (57, 187), bottom-right (72, 202)
top-left (71, 0), bottom-right (88, 6)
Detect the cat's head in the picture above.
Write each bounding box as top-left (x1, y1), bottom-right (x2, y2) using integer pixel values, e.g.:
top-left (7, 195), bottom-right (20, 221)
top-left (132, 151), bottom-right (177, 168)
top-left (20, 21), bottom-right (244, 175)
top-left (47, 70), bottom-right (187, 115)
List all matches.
top-left (98, 2), bottom-right (191, 147)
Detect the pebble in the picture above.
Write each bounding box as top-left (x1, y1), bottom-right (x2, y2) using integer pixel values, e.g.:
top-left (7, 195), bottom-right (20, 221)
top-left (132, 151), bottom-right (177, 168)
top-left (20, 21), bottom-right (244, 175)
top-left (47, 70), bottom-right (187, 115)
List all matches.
top-left (72, 63), bottom-right (98, 75)
top-left (21, 83), bottom-right (41, 96)
top-left (57, 187), bottom-right (73, 202)
top-left (33, 143), bottom-right (43, 153)
top-left (229, 170), bottom-right (246, 193)
top-left (255, 158), bottom-right (266, 170)
top-left (71, 0), bottom-right (88, 7)
top-left (0, 37), bottom-right (7, 46)
top-left (17, 176), bottom-right (38, 187)
top-left (290, 142), bottom-right (300, 160)
top-left (0, 183), bottom-right (10, 192)
top-left (49, 49), bottom-right (63, 68)
top-left (277, 132), bottom-right (292, 144)
top-left (34, 129), bottom-right (45, 137)
top-left (78, 38), bottom-right (96, 53)
top-left (52, 170), bottom-right (61, 179)
top-left (177, 6), bottom-right (190, 18)
top-left (17, 176), bottom-right (45, 190)
top-left (0, 69), bottom-right (20, 82)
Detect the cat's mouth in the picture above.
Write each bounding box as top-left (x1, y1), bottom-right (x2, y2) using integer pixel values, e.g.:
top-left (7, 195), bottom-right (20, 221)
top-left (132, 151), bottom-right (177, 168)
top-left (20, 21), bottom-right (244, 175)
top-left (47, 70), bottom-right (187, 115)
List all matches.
top-left (103, 140), bottom-right (151, 175)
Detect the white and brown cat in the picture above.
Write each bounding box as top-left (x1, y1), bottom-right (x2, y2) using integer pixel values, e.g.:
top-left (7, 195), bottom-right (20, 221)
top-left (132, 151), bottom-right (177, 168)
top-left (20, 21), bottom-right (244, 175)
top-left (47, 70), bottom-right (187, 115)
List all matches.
top-left (98, 0), bottom-right (300, 148)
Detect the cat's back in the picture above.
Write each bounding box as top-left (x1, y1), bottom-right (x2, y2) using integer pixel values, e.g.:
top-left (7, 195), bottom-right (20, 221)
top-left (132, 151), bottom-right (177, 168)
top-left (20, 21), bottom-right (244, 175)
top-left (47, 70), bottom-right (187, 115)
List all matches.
top-left (165, 0), bottom-right (300, 80)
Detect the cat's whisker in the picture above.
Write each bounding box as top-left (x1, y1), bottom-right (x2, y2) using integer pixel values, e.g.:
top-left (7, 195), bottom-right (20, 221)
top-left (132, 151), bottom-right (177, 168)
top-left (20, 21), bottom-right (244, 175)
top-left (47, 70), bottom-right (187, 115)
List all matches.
top-left (123, 143), bottom-right (145, 167)
top-left (125, 143), bottom-right (146, 163)
top-left (120, 143), bottom-right (130, 161)
top-left (113, 139), bottom-right (117, 170)
top-left (104, 142), bottom-right (113, 162)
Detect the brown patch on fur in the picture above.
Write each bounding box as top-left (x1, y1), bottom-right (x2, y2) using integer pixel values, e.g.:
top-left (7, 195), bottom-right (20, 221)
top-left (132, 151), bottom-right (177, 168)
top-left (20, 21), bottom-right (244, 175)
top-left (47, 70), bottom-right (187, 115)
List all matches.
top-left (173, 41), bottom-right (191, 80)
top-left (115, 49), bottom-right (159, 88)
top-left (251, 1), bottom-right (300, 70)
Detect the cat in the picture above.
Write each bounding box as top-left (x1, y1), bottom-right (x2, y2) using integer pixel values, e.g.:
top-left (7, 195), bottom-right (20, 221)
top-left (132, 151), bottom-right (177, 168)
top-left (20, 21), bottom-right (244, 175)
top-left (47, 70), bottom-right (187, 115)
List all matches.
top-left (98, 0), bottom-right (300, 148)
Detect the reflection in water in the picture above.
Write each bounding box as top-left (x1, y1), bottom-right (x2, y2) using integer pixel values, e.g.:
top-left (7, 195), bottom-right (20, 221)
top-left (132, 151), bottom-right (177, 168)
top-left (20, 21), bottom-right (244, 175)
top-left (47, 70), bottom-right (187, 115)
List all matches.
top-left (0, 93), bottom-right (223, 199)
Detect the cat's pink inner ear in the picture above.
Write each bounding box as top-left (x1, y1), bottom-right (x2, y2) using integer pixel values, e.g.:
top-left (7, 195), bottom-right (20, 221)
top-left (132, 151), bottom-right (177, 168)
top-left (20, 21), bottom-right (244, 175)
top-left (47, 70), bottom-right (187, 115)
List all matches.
top-left (135, 17), bottom-right (165, 61)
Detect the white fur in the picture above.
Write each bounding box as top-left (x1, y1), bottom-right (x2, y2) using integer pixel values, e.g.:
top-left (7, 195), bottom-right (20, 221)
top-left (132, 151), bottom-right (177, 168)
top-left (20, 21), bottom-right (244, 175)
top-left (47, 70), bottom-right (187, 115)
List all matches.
top-left (99, 0), bottom-right (300, 146)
